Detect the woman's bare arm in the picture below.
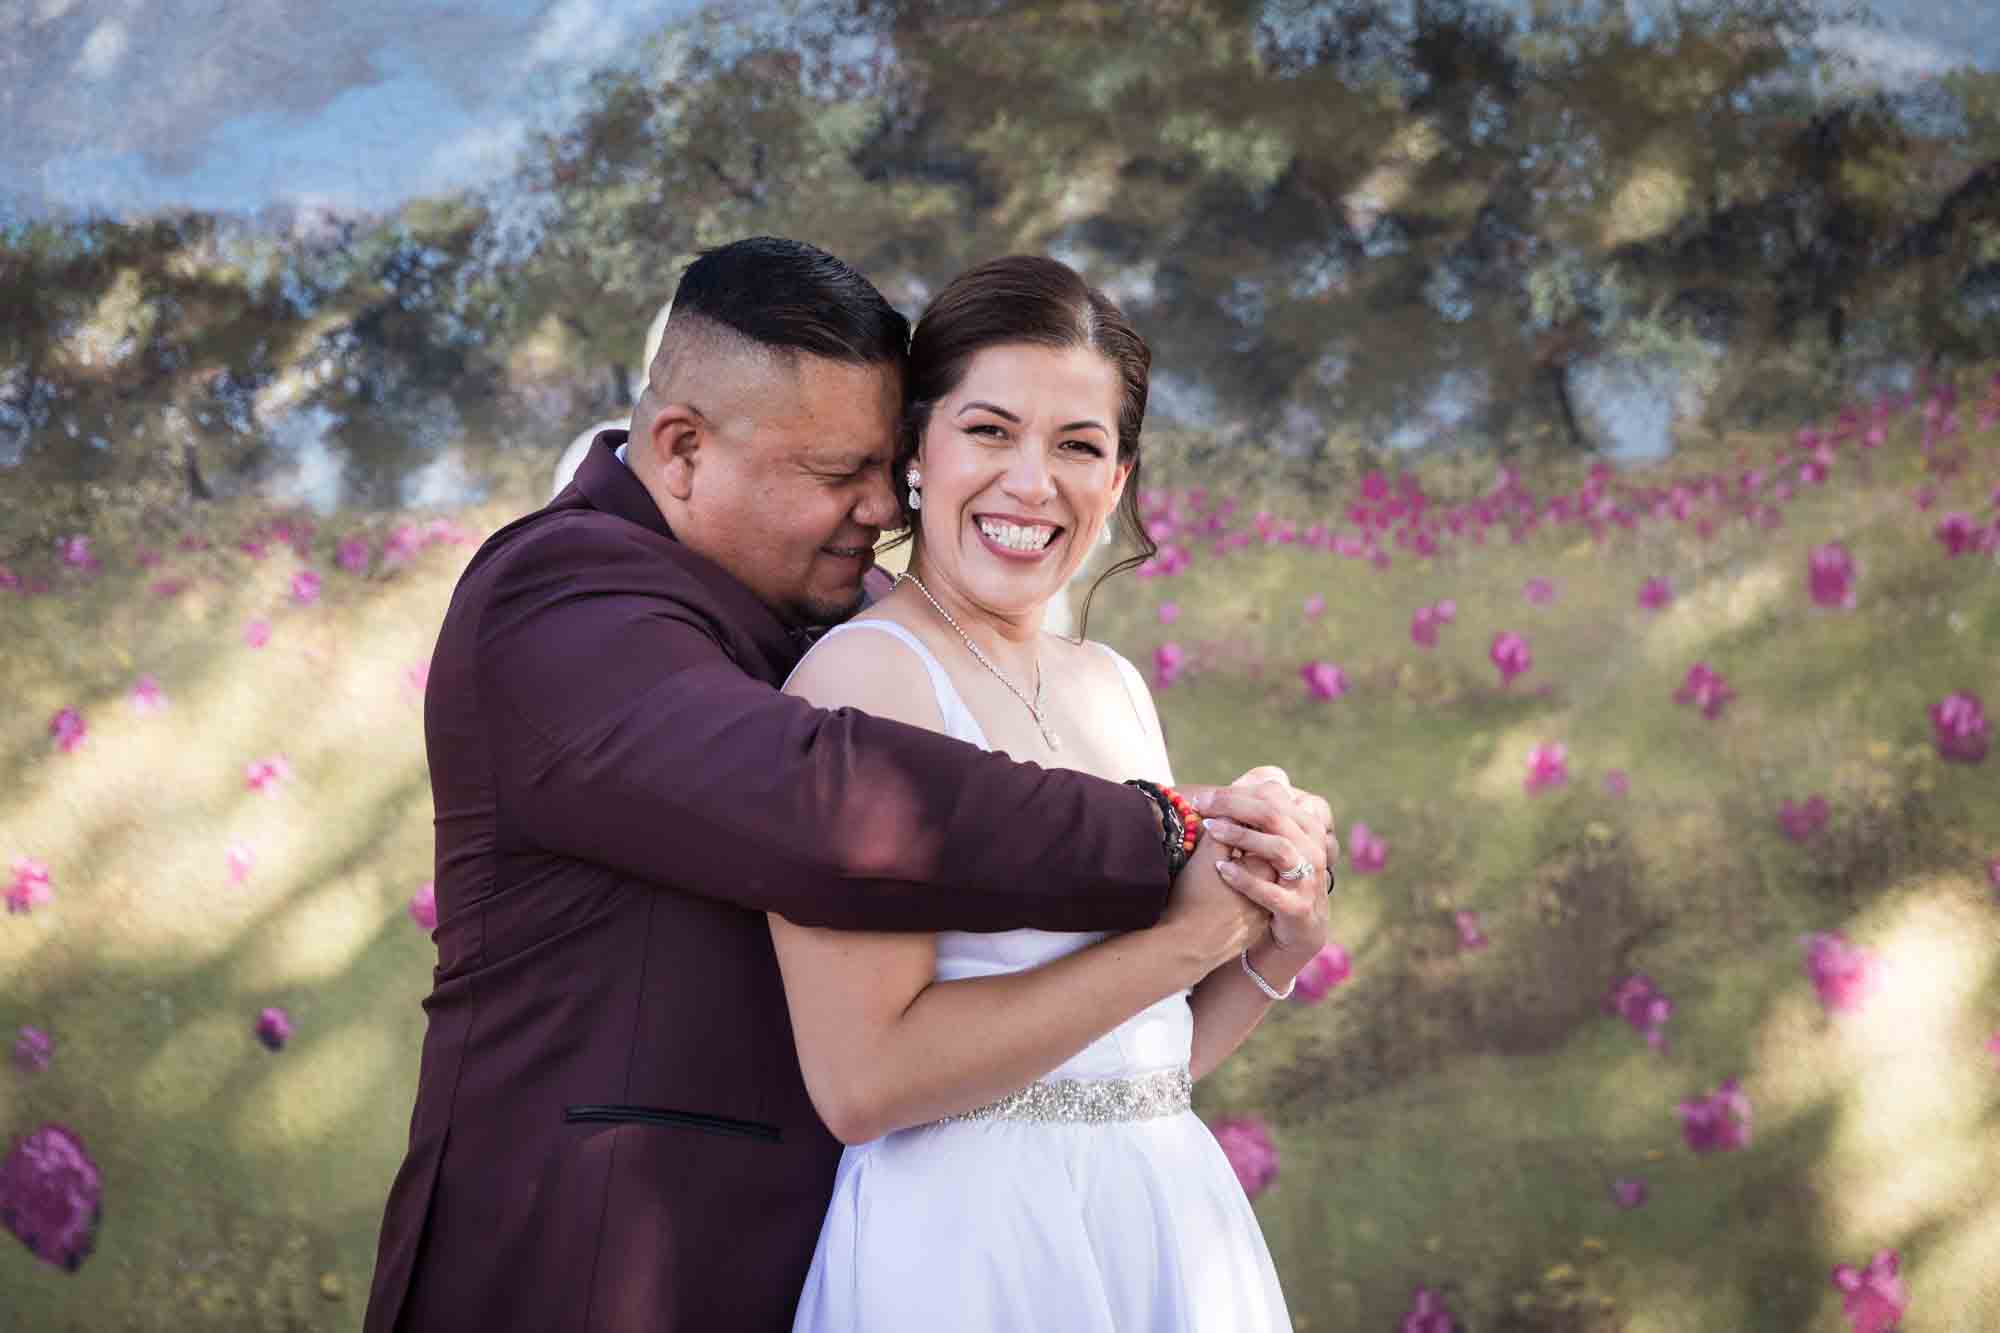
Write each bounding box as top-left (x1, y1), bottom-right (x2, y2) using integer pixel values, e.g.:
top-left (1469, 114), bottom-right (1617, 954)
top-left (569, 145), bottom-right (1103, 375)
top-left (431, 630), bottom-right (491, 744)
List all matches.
top-left (1107, 654), bottom-right (1330, 1081)
top-left (769, 625), bottom-right (1255, 1144)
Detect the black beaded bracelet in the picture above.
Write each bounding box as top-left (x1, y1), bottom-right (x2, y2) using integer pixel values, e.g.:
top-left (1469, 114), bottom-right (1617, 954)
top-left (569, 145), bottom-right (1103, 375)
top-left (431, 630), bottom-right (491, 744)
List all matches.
top-left (1124, 779), bottom-right (1190, 879)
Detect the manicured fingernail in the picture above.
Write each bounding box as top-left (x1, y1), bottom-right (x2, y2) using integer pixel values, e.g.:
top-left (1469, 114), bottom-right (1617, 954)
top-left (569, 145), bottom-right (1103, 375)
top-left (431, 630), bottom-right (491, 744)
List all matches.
top-left (1215, 859), bottom-right (1235, 876)
top-left (1207, 819), bottom-right (1237, 838)
top-left (1194, 791), bottom-right (1214, 811)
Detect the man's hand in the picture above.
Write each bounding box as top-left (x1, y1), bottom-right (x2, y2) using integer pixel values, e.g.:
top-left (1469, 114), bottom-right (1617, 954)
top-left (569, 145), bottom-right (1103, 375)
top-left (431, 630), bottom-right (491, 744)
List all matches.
top-left (1178, 767), bottom-right (1338, 896)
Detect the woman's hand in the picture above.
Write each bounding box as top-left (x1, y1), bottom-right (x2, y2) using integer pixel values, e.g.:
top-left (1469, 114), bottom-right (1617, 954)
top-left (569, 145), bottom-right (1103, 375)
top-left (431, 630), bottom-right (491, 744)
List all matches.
top-left (1196, 770), bottom-right (1333, 961)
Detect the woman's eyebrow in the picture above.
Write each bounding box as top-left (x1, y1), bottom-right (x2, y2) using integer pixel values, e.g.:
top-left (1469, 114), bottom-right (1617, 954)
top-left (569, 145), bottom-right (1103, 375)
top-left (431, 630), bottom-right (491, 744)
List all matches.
top-left (957, 400), bottom-right (1021, 423)
top-left (957, 400), bottom-right (1107, 433)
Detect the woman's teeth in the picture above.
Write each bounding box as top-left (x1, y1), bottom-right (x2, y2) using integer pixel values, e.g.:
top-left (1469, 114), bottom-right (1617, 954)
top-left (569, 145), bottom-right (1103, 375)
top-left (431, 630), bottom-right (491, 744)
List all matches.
top-left (977, 518), bottom-right (1057, 551)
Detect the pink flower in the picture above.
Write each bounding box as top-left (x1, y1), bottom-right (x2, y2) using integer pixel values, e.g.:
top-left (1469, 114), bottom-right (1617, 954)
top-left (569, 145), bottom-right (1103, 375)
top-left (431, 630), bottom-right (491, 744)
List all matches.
top-left (1490, 631), bottom-right (1532, 686)
top-left (1987, 1031), bottom-right (2000, 1068)
top-left (1673, 663), bottom-right (1736, 720)
top-left (422, 518), bottom-right (471, 547)
top-left (1524, 742), bottom-right (1569, 794)
top-left (56, 535), bottom-right (99, 573)
top-left (1303, 593), bottom-right (1325, 619)
top-left (1347, 823), bottom-right (1388, 873)
top-left (0, 1123), bottom-right (102, 1271)
top-left (1301, 661), bottom-right (1348, 701)
top-left (405, 659), bottom-right (431, 699)
top-left (243, 619), bottom-right (271, 649)
top-left (1803, 931), bottom-right (1880, 1015)
top-left (1637, 576), bottom-right (1673, 610)
top-left (1400, 1286), bottom-right (1457, 1333)
top-left (149, 578), bottom-right (187, 599)
top-left (408, 880), bottom-right (438, 932)
top-left (1913, 484), bottom-right (1937, 512)
top-left (13, 1026), bottom-right (52, 1074)
top-left (7, 858), bottom-right (52, 915)
top-left (1153, 642), bottom-right (1186, 689)
top-left (254, 1007), bottom-right (293, 1051)
top-left (1930, 691), bottom-right (1989, 764)
top-left (1602, 769), bottom-right (1630, 796)
top-left (226, 843), bottom-right (254, 885)
top-left (1936, 512), bottom-right (1979, 558)
top-left (1290, 943), bottom-right (1351, 1003)
top-left (1523, 576), bottom-right (1557, 605)
top-left (1454, 909), bottom-right (1488, 951)
top-left (244, 756), bottom-right (292, 794)
top-left (1208, 1115), bottom-right (1279, 1199)
top-left (1409, 600), bottom-right (1456, 648)
top-left (48, 707), bottom-right (86, 754)
top-left (1605, 974), bottom-right (1673, 1051)
top-left (1777, 796), bottom-right (1830, 843)
top-left (1831, 1250), bottom-right (1907, 1333)
top-left (289, 569), bottom-right (322, 606)
top-left (1807, 542), bottom-right (1858, 611)
top-left (335, 537), bottom-right (372, 574)
top-left (1676, 1077), bottom-right (1752, 1153)
top-left (128, 675), bottom-right (167, 714)
top-left (1157, 601), bottom-right (1181, 625)
top-left (1609, 1177), bottom-right (1649, 1209)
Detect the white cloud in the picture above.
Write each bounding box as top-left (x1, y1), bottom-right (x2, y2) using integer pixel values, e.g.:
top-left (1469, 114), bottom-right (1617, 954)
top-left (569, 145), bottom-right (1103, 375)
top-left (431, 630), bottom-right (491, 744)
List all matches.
top-left (72, 15), bottom-right (124, 77)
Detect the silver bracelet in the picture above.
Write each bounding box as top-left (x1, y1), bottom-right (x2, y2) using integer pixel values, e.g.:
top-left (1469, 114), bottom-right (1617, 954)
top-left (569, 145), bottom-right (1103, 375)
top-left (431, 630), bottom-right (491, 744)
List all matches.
top-left (1239, 948), bottom-right (1295, 1001)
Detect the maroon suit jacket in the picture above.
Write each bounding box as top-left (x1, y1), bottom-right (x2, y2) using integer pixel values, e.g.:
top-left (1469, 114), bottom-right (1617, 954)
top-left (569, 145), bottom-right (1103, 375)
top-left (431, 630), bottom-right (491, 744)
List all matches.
top-left (362, 431), bottom-right (1170, 1332)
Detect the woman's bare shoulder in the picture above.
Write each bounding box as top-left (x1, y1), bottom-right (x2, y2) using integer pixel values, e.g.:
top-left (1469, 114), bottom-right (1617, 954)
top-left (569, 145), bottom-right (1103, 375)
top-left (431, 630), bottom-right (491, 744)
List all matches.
top-left (783, 614), bottom-right (947, 732)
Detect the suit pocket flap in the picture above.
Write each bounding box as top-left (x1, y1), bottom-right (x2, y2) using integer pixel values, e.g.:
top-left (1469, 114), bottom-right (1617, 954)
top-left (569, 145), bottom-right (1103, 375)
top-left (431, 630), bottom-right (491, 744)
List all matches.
top-left (563, 1104), bottom-right (782, 1143)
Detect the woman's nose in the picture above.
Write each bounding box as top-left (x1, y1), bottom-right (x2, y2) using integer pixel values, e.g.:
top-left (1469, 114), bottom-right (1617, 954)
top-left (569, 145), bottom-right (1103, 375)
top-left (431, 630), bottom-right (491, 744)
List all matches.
top-left (1001, 448), bottom-right (1056, 503)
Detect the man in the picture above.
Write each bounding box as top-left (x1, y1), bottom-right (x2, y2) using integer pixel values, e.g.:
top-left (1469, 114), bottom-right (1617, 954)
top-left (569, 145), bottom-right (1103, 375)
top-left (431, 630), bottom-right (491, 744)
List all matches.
top-left (362, 237), bottom-right (1329, 1332)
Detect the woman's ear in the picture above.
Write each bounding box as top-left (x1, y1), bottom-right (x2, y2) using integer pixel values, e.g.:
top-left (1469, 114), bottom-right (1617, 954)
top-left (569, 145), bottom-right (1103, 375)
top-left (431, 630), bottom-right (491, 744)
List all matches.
top-left (1109, 456), bottom-right (1135, 509)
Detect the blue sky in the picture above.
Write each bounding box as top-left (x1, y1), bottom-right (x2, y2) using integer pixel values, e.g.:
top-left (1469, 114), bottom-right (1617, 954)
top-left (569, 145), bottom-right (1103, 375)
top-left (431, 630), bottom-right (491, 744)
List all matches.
top-left (1, 0), bottom-right (699, 220)
top-left (1, 0), bottom-right (1992, 224)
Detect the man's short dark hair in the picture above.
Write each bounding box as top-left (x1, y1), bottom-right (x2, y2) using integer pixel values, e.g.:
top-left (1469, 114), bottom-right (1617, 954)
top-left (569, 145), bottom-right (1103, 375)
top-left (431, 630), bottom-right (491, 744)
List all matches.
top-left (671, 237), bottom-right (908, 366)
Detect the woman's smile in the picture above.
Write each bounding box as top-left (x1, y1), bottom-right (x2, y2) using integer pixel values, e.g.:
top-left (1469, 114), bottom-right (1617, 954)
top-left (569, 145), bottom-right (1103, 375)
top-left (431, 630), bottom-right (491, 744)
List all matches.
top-left (972, 512), bottom-right (1064, 560)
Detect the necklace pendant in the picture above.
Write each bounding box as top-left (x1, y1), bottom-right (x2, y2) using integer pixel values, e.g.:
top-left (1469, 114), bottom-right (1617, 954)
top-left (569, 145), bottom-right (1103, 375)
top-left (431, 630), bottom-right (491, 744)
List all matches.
top-left (1042, 725), bottom-right (1061, 751)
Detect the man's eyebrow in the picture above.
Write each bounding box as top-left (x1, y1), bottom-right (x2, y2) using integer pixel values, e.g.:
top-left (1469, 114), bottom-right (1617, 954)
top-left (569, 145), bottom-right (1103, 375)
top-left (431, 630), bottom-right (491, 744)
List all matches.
top-left (957, 401), bottom-right (1108, 434)
top-left (805, 450), bottom-right (887, 471)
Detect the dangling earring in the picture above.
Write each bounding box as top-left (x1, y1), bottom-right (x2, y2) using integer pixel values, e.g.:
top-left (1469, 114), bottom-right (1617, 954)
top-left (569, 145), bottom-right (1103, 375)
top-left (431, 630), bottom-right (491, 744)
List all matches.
top-left (906, 465), bottom-right (923, 511)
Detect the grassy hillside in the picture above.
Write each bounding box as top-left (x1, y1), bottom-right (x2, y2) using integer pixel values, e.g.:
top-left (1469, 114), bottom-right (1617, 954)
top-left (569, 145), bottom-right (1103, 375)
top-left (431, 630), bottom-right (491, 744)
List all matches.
top-left (4, 373), bottom-right (1998, 1330)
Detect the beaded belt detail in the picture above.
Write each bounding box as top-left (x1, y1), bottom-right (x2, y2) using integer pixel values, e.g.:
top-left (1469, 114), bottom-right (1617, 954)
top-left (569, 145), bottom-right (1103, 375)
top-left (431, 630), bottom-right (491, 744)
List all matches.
top-left (935, 1066), bottom-right (1193, 1126)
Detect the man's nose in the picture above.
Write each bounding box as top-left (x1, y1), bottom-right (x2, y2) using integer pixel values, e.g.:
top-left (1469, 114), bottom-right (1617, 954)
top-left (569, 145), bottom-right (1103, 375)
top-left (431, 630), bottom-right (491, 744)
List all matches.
top-left (853, 464), bottom-right (903, 530)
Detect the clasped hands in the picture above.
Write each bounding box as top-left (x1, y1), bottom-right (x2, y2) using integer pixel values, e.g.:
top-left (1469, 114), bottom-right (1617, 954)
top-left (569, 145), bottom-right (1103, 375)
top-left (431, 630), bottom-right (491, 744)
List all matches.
top-left (1164, 766), bottom-right (1335, 980)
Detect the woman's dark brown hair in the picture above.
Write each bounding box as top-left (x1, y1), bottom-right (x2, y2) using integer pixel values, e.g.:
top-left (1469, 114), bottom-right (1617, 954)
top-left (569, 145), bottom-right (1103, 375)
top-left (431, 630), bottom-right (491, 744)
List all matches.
top-left (896, 254), bottom-right (1157, 639)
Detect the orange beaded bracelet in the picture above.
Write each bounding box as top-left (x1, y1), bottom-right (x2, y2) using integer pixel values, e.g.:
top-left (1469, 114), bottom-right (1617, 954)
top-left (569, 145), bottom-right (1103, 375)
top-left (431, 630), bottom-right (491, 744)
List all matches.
top-left (1161, 786), bottom-right (1202, 856)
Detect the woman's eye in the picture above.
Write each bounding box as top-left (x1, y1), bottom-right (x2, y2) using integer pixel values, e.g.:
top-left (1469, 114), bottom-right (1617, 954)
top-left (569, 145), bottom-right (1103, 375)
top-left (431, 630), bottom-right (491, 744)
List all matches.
top-left (1062, 440), bottom-right (1105, 457)
top-left (968, 423), bottom-right (1005, 438)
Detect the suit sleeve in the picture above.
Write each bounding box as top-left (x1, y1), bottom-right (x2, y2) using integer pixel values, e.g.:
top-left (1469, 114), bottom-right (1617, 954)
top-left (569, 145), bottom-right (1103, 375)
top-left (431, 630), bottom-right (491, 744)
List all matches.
top-left (476, 525), bottom-right (1170, 933)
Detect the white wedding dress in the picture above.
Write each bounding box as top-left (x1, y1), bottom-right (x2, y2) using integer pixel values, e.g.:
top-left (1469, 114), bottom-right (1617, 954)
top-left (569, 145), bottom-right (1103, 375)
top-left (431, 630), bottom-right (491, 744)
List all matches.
top-left (787, 619), bottom-right (1291, 1333)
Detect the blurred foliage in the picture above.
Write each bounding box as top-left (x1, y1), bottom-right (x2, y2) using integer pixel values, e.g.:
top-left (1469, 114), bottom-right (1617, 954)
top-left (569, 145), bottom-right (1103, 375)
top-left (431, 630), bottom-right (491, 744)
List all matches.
top-left (4, 0), bottom-right (2000, 549)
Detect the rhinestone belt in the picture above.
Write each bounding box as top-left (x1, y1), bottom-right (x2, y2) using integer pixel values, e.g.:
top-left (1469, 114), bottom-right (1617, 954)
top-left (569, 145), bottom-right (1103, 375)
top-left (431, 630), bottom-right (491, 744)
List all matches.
top-left (934, 1066), bottom-right (1193, 1126)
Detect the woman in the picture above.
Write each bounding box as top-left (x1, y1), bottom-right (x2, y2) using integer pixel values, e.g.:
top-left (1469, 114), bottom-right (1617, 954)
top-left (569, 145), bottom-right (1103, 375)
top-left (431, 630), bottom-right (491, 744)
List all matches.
top-left (773, 256), bottom-right (1326, 1331)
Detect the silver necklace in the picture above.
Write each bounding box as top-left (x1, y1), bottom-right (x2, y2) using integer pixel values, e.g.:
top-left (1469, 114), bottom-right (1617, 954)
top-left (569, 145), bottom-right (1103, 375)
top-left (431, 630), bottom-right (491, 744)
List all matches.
top-left (897, 572), bottom-right (1060, 750)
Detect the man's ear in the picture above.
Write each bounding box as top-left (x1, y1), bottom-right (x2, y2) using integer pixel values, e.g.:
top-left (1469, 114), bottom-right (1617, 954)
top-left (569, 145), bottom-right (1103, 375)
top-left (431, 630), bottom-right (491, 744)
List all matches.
top-left (645, 402), bottom-right (705, 501)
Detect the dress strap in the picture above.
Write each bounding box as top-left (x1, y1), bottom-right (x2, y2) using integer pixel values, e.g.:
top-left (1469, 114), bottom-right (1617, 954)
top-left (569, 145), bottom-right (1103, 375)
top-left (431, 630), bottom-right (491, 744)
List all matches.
top-left (804, 619), bottom-right (993, 750)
